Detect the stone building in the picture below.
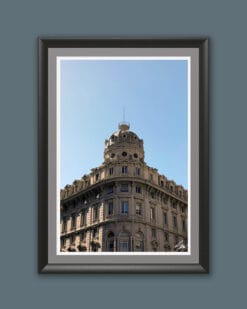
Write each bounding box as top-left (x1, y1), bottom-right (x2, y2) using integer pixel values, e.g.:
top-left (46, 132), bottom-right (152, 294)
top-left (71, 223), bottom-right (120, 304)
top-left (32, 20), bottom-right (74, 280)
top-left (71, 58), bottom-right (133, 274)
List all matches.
top-left (60, 122), bottom-right (188, 252)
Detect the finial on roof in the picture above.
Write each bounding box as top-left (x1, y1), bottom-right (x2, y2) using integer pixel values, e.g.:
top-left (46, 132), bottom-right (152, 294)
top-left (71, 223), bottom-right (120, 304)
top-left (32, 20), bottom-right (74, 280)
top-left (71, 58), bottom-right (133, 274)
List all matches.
top-left (118, 122), bottom-right (130, 131)
top-left (118, 107), bottom-right (130, 131)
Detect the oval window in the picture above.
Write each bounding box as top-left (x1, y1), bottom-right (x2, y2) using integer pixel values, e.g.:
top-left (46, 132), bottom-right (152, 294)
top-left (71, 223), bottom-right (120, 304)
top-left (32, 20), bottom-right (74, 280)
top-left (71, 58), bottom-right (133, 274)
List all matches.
top-left (111, 153), bottom-right (115, 158)
top-left (134, 153), bottom-right (138, 158)
top-left (122, 152), bottom-right (127, 157)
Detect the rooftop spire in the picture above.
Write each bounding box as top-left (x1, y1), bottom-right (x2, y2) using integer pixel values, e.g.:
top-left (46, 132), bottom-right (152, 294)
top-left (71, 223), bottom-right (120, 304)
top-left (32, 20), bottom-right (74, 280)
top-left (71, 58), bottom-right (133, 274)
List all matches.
top-left (123, 107), bottom-right (125, 122)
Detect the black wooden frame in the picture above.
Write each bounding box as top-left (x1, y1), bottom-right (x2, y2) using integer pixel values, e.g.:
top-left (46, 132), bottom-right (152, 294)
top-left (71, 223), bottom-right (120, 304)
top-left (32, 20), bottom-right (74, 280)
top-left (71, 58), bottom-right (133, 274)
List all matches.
top-left (38, 37), bottom-right (209, 274)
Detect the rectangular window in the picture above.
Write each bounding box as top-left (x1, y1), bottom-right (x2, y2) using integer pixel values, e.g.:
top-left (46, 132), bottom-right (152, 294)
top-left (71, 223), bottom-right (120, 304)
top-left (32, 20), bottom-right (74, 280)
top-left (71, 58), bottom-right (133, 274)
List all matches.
top-left (135, 186), bottom-right (141, 193)
top-left (94, 206), bottom-right (99, 221)
top-left (174, 235), bottom-right (178, 244)
top-left (121, 201), bottom-right (129, 214)
top-left (62, 218), bottom-right (67, 233)
top-left (163, 212), bottom-right (167, 225)
top-left (109, 167), bottom-right (114, 175)
top-left (80, 210), bottom-right (86, 226)
top-left (149, 174), bottom-right (153, 181)
top-left (173, 216), bottom-right (177, 228)
top-left (136, 204), bottom-right (142, 216)
top-left (122, 166), bottom-right (128, 174)
top-left (182, 219), bottom-right (186, 232)
top-left (92, 228), bottom-right (98, 238)
top-left (108, 201), bottom-right (114, 215)
top-left (150, 207), bottom-right (155, 221)
top-left (71, 215), bottom-right (76, 229)
top-left (95, 173), bottom-right (99, 181)
top-left (135, 167), bottom-right (140, 176)
top-left (120, 183), bottom-right (128, 192)
top-left (71, 234), bottom-right (75, 244)
top-left (119, 241), bottom-right (129, 252)
top-left (152, 228), bottom-right (156, 238)
top-left (80, 232), bottom-right (86, 242)
top-left (172, 201), bottom-right (177, 209)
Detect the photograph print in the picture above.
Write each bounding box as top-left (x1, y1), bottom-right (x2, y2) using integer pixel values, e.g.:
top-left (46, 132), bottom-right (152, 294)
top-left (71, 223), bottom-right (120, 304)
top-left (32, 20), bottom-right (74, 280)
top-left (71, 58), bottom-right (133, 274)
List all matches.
top-left (59, 58), bottom-right (188, 254)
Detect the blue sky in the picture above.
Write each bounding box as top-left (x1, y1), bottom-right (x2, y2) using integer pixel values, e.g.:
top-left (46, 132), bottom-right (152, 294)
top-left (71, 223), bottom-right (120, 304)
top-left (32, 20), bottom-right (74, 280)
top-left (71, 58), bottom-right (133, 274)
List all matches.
top-left (60, 59), bottom-right (188, 189)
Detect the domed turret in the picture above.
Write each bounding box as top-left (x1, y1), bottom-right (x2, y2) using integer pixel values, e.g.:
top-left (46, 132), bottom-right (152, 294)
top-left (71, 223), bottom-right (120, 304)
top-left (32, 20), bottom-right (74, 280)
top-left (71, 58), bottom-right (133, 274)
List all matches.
top-left (104, 122), bottom-right (145, 163)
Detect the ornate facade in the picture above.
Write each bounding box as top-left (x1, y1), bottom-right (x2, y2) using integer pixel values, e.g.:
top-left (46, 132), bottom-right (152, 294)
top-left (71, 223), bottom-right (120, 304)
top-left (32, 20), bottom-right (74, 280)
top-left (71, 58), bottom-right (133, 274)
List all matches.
top-left (60, 122), bottom-right (188, 252)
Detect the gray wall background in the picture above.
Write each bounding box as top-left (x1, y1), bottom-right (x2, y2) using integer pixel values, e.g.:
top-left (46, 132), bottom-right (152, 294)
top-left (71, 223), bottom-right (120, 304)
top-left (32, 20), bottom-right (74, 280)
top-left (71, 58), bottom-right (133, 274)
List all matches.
top-left (0, 0), bottom-right (246, 308)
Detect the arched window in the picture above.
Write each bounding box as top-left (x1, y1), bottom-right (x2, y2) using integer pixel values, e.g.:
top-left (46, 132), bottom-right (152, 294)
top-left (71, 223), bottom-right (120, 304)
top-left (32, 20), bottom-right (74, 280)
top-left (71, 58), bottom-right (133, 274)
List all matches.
top-left (77, 245), bottom-right (87, 252)
top-left (107, 231), bottom-right (115, 252)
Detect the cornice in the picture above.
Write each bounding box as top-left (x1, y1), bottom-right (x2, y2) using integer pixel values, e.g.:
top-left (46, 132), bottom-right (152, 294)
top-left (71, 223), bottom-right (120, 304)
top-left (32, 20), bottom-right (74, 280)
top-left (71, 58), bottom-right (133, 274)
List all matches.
top-left (61, 175), bottom-right (187, 204)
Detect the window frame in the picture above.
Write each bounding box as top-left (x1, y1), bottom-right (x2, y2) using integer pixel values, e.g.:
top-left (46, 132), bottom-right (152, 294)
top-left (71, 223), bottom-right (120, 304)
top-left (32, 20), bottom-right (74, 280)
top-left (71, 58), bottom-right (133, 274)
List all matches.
top-left (121, 200), bottom-right (129, 214)
top-left (122, 166), bottom-right (128, 174)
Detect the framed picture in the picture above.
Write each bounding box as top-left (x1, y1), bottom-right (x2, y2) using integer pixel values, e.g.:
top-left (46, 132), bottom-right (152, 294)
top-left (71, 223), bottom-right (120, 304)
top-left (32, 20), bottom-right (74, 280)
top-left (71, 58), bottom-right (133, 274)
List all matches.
top-left (38, 37), bottom-right (209, 273)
